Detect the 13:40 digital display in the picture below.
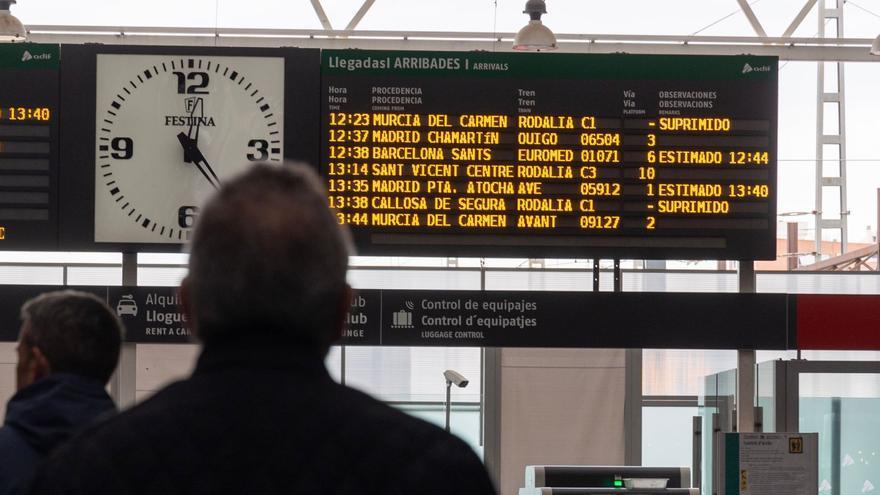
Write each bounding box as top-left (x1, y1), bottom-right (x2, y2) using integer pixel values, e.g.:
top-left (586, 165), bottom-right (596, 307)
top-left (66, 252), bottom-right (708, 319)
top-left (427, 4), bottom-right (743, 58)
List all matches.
top-left (0, 106), bottom-right (52, 121)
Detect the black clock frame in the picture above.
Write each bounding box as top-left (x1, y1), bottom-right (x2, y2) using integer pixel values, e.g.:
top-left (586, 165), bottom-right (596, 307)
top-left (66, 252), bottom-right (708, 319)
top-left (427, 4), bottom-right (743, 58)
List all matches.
top-left (58, 44), bottom-right (321, 253)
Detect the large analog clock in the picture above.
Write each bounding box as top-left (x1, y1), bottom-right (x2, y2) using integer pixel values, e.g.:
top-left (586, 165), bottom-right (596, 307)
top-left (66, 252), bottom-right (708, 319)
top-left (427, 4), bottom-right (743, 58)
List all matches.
top-left (94, 54), bottom-right (285, 243)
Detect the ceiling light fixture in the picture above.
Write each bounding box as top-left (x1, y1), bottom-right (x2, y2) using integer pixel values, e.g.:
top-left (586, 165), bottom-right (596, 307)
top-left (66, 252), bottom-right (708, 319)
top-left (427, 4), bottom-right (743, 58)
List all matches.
top-left (0, 0), bottom-right (26, 43)
top-left (513, 0), bottom-right (556, 52)
top-left (870, 34), bottom-right (880, 56)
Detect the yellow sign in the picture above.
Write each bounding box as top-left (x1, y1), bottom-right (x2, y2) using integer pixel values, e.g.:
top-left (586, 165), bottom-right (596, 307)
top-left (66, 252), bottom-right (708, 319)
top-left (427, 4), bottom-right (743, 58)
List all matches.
top-left (789, 436), bottom-right (804, 454)
top-left (0, 226), bottom-right (5, 240)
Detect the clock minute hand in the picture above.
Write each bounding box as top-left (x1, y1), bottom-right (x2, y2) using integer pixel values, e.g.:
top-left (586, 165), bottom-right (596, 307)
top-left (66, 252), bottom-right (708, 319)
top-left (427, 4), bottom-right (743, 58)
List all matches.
top-left (176, 132), bottom-right (220, 189)
top-left (194, 154), bottom-right (220, 189)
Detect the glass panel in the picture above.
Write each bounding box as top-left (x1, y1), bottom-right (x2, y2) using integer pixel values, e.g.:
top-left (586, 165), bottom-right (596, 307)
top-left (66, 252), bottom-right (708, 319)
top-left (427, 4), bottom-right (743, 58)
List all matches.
top-left (801, 351), bottom-right (880, 362)
top-left (642, 406), bottom-right (698, 468)
top-left (138, 253), bottom-right (188, 265)
top-left (626, 272), bottom-right (736, 293)
top-left (699, 368), bottom-right (737, 495)
top-left (644, 349), bottom-right (737, 396)
top-left (485, 270), bottom-right (591, 291)
top-left (799, 373), bottom-right (880, 495)
top-left (66, 266), bottom-right (122, 286)
top-left (348, 269), bottom-right (480, 290)
top-left (756, 360), bottom-right (778, 433)
top-left (757, 273), bottom-right (880, 294)
top-left (0, 266), bottom-right (63, 285)
top-left (137, 267), bottom-right (187, 287)
top-left (396, 404), bottom-right (483, 459)
top-left (345, 346), bottom-right (483, 458)
top-left (344, 346), bottom-right (481, 403)
top-left (0, 252), bottom-right (121, 264)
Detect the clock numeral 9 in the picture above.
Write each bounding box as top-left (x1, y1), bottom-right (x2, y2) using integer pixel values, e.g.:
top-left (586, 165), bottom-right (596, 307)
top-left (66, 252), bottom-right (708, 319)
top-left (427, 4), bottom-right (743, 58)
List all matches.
top-left (247, 139), bottom-right (269, 161)
top-left (173, 71), bottom-right (210, 95)
top-left (178, 206), bottom-right (199, 228)
top-left (111, 137), bottom-right (134, 160)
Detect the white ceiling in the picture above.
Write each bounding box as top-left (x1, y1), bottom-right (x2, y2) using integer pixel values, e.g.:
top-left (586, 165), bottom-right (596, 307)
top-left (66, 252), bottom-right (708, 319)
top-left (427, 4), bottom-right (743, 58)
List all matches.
top-left (14, 0), bottom-right (880, 38)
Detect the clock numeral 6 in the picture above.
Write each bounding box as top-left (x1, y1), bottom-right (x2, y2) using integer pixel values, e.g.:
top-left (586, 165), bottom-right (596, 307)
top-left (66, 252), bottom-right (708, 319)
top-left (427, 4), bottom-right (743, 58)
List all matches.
top-left (247, 139), bottom-right (269, 161)
top-left (111, 137), bottom-right (134, 160)
top-left (173, 71), bottom-right (210, 95)
top-left (178, 206), bottom-right (200, 228)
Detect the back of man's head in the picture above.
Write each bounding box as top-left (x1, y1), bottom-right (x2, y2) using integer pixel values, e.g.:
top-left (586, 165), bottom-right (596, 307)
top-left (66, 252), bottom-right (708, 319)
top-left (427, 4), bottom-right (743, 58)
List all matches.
top-left (186, 163), bottom-right (352, 351)
top-left (20, 290), bottom-right (123, 384)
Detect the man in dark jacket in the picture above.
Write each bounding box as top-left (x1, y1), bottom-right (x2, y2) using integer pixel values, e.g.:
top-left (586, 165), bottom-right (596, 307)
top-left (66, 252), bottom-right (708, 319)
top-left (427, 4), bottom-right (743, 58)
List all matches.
top-left (0, 290), bottom-right (121, 495)
top-left (30, 164), bottom-right (496, 495)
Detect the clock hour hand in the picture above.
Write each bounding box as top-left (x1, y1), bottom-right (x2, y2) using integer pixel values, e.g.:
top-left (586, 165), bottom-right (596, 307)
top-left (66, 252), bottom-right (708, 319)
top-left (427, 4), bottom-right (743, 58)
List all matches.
top-left (186, 97), bottom-right (204, 143)
top-left (180, 98), bottom-right (204, 163)
top-left (176, 132), bottom-right (220, 189)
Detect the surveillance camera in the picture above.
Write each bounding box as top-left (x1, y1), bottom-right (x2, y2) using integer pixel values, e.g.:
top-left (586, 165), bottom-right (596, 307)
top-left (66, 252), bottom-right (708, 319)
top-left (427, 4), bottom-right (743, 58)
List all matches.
top-left (444, 369), bottom-right (469, 388)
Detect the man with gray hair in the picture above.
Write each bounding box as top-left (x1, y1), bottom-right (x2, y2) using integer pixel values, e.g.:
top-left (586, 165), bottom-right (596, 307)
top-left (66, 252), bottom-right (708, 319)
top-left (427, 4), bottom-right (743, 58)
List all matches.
top-left (0, 290), bottom-right (121, 495)
top-left (30, 164), bottom-right (495, 495)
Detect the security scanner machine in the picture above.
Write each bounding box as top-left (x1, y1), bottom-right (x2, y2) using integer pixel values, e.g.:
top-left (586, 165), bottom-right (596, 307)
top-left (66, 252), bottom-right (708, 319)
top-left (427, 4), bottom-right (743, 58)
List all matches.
top-left (520, 466), bottom-right (697, 495)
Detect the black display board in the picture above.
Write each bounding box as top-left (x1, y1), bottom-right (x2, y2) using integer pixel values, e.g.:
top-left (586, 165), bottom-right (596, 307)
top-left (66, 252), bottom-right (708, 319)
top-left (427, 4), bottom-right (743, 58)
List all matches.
top-left (0, 285), bottom-right (794, 349)
top-left (320, 50), bottom-right (778, 259)
top-left (57, 45), bottom-right (321, 252)
top-left (0, 44), bottom-right (60, 250)
top-left (0, 45), bottom-right (778, 261)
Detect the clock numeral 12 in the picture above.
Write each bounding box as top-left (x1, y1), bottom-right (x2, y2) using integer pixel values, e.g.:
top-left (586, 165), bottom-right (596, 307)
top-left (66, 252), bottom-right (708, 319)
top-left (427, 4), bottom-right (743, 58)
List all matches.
top-left (111, 137), bottom-right (134, 160)
top-left (178, 206), bottom-right (200, 228)
top-left (173, 71), bottom-right (210, 95)
top-left (247, 139), bottom-right (269, 161)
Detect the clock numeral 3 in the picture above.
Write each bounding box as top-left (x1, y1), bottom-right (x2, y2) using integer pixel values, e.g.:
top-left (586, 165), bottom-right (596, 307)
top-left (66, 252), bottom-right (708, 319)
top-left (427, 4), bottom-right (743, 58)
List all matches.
top-left (173, 71), bottom-right (210, 95)
top-left (247, 139), bottom-right (269, 161)
top-left (178, 206), bottom-right (200, 228)
top-left (111, 137), bottom-right (134, 160)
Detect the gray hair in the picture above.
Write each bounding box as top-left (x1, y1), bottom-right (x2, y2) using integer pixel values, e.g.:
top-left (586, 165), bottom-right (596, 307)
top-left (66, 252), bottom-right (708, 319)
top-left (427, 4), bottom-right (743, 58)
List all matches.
top-left (187, 163), bottom-right (352, 349)
top-left (20, 290), bottom-right (123, 384)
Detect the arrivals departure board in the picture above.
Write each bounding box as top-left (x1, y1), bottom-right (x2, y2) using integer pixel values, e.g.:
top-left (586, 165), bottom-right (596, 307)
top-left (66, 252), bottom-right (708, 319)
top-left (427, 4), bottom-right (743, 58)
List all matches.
top-left (0, 44), bottom-right (59, 250)
top-left (321, 50), bottom-right (778, 259)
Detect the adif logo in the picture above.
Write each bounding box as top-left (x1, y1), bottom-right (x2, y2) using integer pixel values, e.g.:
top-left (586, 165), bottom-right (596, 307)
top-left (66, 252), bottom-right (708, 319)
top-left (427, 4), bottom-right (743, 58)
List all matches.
top-left (21, 51), bottom-right (52, 62)
top-left (742, 62), bottom-right (771, 74)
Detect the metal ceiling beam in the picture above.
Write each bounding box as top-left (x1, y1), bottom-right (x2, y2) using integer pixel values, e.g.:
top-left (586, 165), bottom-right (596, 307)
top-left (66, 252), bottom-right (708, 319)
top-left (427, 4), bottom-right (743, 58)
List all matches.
top-left (345, 0), bottom-right (377, 32)
top-left (798, 243), bottom-right (878, 271)
top-left (309, 0), bottom-right (333, 31)
top-left (23, 26), bottom-right (880, 62)
top-left (736, 0), bottom-right (768, 38)
top-left (782, 0), bottom-right (818, 38)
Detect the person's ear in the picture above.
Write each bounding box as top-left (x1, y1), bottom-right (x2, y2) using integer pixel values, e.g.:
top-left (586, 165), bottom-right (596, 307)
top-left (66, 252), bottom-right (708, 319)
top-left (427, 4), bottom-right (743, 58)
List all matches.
top-left (28, 346), bottom-right (52, 382)
top-left (179, 276), bottom-right (197, 338)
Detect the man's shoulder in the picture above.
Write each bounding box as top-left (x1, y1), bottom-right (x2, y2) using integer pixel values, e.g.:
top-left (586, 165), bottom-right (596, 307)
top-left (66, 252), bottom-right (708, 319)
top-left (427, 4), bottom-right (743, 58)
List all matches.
top-left (33, 373), bottom-right (495, 494)
top-left (0, 425), bottom-right (42, 494)
top-left (321, 384), bottom-right (492, 481)
top-left (0, 423), bottom-right (39, 463)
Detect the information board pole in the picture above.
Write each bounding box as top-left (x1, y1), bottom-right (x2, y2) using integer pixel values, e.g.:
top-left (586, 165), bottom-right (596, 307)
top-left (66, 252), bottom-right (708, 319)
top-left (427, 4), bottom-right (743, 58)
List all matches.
top-left (482, 256), bottom-right (502, 489)
top-left (613, 260), bottom-right (621, 292)
top-left (620, 259), bottom-right (642, 465)
top-left (736, 260), bottom-right (756, 433)
top-left (110, 253), bottom-right (138, 409)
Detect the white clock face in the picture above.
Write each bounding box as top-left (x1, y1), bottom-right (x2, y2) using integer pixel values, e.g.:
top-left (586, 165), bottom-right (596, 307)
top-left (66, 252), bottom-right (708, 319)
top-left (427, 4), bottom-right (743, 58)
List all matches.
top-left (94, 54), bottom-right (285, 243)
